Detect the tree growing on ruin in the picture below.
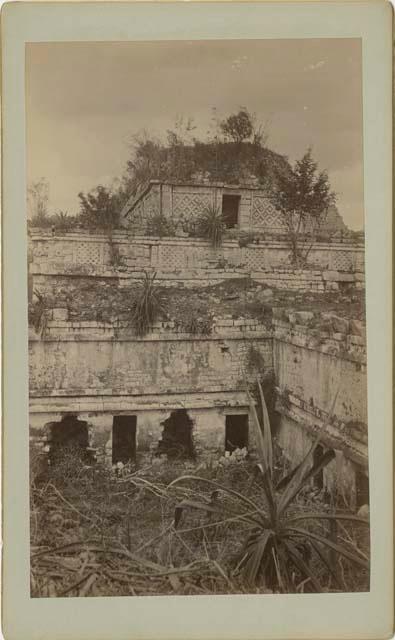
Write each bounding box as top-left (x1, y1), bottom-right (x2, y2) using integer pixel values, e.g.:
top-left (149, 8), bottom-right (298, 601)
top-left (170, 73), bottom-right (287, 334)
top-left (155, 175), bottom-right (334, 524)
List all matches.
top-left (219, 108), bottom-right (254, 143)
top-left (118, 108), bottom-right (273, 205)
top-left (272, 149), bottom-right (336, 265)
top-left (77, 185), bottom-right (121, 230)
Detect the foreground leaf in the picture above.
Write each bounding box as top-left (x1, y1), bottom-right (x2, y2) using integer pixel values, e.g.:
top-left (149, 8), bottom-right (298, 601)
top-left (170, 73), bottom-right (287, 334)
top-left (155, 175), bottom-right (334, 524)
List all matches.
top-left (285, 527), bottom-right (369, 569)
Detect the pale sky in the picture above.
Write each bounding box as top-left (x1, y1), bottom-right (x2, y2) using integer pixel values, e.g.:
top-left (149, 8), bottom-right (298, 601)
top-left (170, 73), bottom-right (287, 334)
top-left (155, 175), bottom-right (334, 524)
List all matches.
top-left (26, 39), bottom-right (364, 229)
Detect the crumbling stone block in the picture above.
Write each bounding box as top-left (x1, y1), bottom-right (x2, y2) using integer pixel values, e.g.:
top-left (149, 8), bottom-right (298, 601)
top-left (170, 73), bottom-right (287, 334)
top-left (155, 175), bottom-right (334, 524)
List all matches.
top-left (321, 312), bottom-right (349, 334)
top-left (52, 308), bottom-right (68, 321)
top-left (293, 311), bottom-right (314, 325)
top-left (350, 319), bottom-right (365, 337)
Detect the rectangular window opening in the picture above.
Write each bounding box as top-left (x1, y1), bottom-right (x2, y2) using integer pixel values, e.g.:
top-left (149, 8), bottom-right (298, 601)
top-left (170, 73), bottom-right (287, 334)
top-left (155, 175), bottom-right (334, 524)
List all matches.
top-left (225, 414), bottom-right (248, 453)
top-left (112, 415), bottom-right (137, 464)
top-left (313, 444), bottom-right (325, 490)
top-left (221, 194), bottom-right (240, 228)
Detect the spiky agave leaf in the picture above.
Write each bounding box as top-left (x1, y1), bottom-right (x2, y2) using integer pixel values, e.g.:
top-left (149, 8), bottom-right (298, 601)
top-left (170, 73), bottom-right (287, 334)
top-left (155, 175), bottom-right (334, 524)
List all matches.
top-left (246, 386), bottom-right (269, 475)
top-left (307, 538), bottom-right (343, 589)
top-left (198, 204), bottom-right (224, 247)
top-left (257, 378), bottom-right (273, 474)
top-left (131, 270), bottom-right (163, 336)
top-left (286, 513), bottom-right (370, 526)
top-left (277, 391), bottom-right (339, 517)
top-left (281, 538), bottom-right (322, 592)
top-left (242, 530), bottom-right (272, 585)
top-left (284, 527), bottom-right (369, 569)
top-left (251, 463), bottom-right (277, 524)
top-left (168, 475), bottom-right (267, 524)
top-left (174, 498), bottom-right (233, 529)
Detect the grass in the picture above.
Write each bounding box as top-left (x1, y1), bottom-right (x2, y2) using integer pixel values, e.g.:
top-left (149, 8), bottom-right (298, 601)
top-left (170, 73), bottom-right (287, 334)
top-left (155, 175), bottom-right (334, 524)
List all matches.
top-left (170, 383), bottom-right (369, 591)
top-left (30, 388), bottom-right (369, 597)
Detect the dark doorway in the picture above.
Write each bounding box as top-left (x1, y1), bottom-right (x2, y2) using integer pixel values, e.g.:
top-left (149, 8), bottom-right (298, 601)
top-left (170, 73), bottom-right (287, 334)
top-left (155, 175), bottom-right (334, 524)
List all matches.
top-left (221, 195), bottom-right (240, 228)
top-left (112, 415), bottom-right (137, 464)
top-left (49, 415), bottom-right (89, 464)
top-left (158, 410), bottom-right (195, 459)
top-left (356, 470), bottom-right (370, 507)
top-left (225, 414), bottom-right (248, 453)
top-left (313, 444), bottom-right (324, 490)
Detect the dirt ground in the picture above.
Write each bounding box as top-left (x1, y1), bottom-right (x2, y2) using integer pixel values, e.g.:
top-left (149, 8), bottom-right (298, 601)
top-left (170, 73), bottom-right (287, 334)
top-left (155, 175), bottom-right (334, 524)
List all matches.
top-left (30, 276), bottom-right (366, 329)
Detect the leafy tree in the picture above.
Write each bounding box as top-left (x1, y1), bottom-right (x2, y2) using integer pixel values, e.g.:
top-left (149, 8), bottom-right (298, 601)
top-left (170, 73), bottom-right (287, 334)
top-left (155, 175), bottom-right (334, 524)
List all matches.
top-left (272, 149), bottom-right (336, 265)
top-left (28, 178), bottom-right (50, 225)
top-left (118, 109), bottom-right (277, 209)
top-left (77, 185), bottom-right (121, 230)
top-left (219, 108), bottom-right (254, 143)
top-left (119, 131), bottom-right (168, 206)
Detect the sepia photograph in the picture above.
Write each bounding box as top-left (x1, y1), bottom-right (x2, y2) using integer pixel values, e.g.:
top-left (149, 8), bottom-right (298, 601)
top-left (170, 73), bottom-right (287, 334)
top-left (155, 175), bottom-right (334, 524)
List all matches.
top-left (27, 38), bottom-right (370, 599)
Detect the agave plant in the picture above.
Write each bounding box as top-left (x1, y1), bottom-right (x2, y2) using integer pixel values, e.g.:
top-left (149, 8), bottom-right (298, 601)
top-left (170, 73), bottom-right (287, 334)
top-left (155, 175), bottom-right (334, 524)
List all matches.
top-left (169, 381), bottom-right (369, 592)
top-left (32, 289), bottom-right (49, 338)
top-left (131, 271), bottom-right (164, 336)
top-left (197, 203), bottom-right (224, 248)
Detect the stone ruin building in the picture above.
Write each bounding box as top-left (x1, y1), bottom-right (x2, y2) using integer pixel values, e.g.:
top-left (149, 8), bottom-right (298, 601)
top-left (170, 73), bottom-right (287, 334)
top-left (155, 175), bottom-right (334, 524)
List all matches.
top-left (122, 179), bottom-right (349, 236)
top-left (28, 180), bottom-right (368, 510)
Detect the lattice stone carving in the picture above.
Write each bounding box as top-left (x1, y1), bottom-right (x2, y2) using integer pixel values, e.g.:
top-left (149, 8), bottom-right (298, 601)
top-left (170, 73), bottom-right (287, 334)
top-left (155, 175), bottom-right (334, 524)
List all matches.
top-left (76, 242), bottom-right (102, 266)
top-left (172, 191), bottom-right (213, 221)
top-left (244, 247), bottom-right (267, 271)
top-left (159, 244), bottom-right (187, 271)
top-left (331, 251), bottom-right (353, 272)
top-left (252, 196), bottom-right (286, 230)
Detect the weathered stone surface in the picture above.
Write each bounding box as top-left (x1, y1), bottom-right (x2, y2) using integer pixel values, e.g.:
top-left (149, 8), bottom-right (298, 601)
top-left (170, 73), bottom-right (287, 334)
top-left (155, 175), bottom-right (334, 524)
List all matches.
top-left (350, 319), bottom-right (365, 336)
top-left (322, 270), bottom-right (340, 281)
top-left (331, 315), bottom-right (349, 334)
top-left (337, 273), bottom-right (356, 282)
top-left (29, 231), bottom-right (365, 294)
top-left (320, 312), bottom-right (349, 334)
top-left (348, 334), bottom-right (365, 346)
top-left (52, 308), bottom-right (68, 321)
top-left (293, 311), bottom-right (314, 325)
top-left (325, 281), bottom-right (339, 291)
top-left (259, 289), bottom-right (274, 300)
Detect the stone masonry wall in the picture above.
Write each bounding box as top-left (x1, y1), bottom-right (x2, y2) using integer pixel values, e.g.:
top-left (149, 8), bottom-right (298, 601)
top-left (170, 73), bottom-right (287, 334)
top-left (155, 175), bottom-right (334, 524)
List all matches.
top-left (29, 231), bottom-right (365, 295)
top-left (272, 314), bottom-right (368, 506)
top-left (29, 317), bottom-right (271, 466)
top-left (29, 318), bottom-right (273, 398)
top-left (128, 183), bottom-right (343, 235)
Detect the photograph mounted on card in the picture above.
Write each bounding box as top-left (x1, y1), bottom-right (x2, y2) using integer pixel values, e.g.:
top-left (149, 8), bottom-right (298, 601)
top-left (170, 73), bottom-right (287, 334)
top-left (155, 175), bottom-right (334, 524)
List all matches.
top-left (26, 36), bottom-right (369, 598)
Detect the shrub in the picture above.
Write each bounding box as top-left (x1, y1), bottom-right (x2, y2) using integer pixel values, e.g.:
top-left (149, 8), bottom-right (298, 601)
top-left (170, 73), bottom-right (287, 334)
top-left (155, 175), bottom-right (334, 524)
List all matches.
top-left (197, 203), bottom-right (224, 248)
top-left (180, 314), bottom-right (213, 335)
top-left (170, 383), bottom-right (369, 592)
top-left (130, 271), bottom-right (163, 336)
top-left (146, 212), bottom-right (176, 237)
top-left (53, 211), bottom-right (75, 233)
